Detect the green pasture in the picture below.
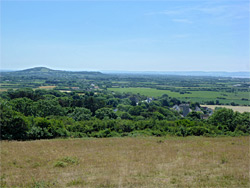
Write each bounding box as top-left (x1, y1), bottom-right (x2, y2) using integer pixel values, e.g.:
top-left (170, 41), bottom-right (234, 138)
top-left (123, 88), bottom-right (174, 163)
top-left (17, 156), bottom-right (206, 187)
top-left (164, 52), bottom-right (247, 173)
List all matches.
top-left (108, 87), bottom-right (249, 105)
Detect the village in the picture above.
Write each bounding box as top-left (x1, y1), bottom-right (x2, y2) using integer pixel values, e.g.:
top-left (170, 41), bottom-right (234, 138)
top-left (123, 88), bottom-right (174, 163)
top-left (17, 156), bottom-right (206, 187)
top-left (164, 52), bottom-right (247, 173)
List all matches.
top-left (137, 97), bottom-right (214, 119)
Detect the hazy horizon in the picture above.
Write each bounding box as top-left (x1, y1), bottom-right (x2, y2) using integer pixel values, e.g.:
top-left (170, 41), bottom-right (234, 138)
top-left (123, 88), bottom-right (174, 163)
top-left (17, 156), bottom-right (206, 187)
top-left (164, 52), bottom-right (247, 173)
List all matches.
top-left (1, 66), bottom-right (249, 74)
top-left (1, 0), bottom-right (249, 72)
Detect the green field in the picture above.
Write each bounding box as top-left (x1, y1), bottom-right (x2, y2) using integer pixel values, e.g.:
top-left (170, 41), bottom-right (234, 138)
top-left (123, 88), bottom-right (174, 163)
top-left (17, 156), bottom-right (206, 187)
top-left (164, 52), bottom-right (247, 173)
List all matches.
top-left (108, 87), bottom-right (249, 105)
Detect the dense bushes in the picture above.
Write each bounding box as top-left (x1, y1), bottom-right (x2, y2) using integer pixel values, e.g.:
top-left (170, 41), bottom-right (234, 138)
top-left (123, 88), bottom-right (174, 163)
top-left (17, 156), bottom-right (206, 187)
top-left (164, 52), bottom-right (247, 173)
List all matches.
top-left (1, 89), bottom-right (249, 140)
top-left (0, 100), bottom-right (29, 140)
top-left (1, 115), bottom-right (249, 140)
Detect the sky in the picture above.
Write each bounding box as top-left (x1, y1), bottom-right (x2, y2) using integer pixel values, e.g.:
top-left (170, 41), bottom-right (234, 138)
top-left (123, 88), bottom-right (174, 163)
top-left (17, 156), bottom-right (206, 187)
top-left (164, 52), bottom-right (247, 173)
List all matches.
top-left (1, 0), bottom-right (249, 72)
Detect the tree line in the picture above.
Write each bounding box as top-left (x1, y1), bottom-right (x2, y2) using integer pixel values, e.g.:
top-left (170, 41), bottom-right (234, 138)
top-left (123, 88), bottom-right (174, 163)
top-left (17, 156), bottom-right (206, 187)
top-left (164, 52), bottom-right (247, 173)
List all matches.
top-left (1, 88), bottom-right (249, 140)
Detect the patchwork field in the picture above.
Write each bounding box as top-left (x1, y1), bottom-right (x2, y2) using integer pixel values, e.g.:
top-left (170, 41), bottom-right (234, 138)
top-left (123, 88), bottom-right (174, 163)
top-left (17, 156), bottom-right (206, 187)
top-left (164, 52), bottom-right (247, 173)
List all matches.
top-left (108, 87), bottom-right (249, 105)
top-left (1, 136), bottom-right (249, 188)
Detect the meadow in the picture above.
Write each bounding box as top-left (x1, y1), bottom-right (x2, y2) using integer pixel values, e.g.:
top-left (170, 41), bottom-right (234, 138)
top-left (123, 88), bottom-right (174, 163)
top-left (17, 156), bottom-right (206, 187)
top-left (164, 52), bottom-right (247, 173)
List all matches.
top-left (1, 136), bottom-right (249, 188)
top-left (108, 87), bottom-right (249, 105)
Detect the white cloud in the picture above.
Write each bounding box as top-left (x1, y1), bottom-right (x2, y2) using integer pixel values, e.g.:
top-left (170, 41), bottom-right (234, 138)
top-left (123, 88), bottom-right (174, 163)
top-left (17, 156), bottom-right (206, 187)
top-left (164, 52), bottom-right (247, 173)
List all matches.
top-left (147, 2), bottom-right (249, 22)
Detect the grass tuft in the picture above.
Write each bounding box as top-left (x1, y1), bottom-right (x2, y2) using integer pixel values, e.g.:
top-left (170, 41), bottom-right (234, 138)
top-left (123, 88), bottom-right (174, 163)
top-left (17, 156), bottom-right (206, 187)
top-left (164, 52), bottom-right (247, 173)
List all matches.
top-left (220, 156), bottom-right (228, 164)
top-left (54, 161), bottom-right (67, 168)
top-left (54, 156), bottom-right (79, 168)
top-left (61, 156), bottom-right (79, 165)
top-left (66, 178), bottom-right (86, 187)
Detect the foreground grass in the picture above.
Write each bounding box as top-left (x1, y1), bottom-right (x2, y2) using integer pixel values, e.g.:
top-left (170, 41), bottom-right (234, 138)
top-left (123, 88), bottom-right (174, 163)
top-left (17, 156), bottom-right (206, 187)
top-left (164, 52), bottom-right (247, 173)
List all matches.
top-left (1, 136), bottom-right (249, 188)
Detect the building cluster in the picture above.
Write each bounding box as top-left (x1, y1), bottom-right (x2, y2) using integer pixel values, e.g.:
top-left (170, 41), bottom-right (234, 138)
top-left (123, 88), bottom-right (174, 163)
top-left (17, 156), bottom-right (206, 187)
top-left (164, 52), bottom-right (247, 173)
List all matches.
top-left (144, 97), bottom-right (154, 103)
top-left (172, 104), bottom-right (213, 119)
top-left (87, 83), bottom-right (100, 91)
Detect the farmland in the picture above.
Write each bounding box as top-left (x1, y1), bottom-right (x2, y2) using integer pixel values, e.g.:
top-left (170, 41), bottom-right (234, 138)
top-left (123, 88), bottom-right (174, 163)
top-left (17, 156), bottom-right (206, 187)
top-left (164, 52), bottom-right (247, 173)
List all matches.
top-left (38, 86), bottom-right (56, 90)
top-left (1, 67), bottom-right (249, 106)
top-left (108, 87), bottom-right (249, 105)
top-left (1, 136), bottom-right (249, 188)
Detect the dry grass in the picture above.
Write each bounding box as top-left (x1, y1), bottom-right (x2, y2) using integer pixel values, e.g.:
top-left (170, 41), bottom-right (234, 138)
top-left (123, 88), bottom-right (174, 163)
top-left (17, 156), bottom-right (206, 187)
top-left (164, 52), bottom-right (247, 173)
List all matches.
top-left (201, 105), bottom-right (250, 113)
top-left (38, 86), bottom-right (56, 90)
top-left (1, 136), bottom-right (249, 188)
top-left (0, 89), bottom-right (9, 92)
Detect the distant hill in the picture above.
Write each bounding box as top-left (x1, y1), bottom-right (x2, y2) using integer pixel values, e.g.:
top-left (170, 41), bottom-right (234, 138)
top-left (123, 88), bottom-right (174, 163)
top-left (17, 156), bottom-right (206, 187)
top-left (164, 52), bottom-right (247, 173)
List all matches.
top-left (1, 67), bottom-right (103, 78)
top-left (19, 67), bottom-right (57, 73)
top-left (1, 67), bottom-right (249, 78)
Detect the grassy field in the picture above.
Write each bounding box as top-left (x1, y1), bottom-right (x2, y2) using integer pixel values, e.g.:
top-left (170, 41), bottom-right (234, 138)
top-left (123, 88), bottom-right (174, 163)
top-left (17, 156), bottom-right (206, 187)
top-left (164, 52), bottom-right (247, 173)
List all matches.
top-left (108, 87), bottom-right (249, 105)
top-left (1, 136), bottom-right (249, 188)
top-left (200, 105), bottom-right (250, 113)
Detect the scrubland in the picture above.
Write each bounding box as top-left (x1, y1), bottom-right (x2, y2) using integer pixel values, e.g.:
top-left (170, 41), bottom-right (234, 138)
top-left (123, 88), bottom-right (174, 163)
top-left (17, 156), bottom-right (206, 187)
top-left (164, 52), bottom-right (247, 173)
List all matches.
top-left (1, 136), bottom-right (249, 188)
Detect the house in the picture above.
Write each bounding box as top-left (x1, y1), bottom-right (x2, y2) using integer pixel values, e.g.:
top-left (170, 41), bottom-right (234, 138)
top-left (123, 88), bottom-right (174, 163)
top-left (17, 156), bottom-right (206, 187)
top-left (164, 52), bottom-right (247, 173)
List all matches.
top-left (146, 97), bottom-right (153, 103)
top-left (141, 97), bottom-right (154, 104)
top-left (172, 104), bottom-right (192, 117)
top-left (195, 106), bottom-right (203, 113)
top-left (172, 105), bottom-right (181, 112)
top-left (173, 104), bottom-right (213, 118)
top-left (179, 104), bottom-right (191, 117)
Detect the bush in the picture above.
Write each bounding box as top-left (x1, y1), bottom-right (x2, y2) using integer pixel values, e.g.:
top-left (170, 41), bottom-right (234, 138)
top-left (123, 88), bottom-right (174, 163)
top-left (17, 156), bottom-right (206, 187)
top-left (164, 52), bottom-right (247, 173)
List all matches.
top-left (0, 100), bottom-right (29, 140)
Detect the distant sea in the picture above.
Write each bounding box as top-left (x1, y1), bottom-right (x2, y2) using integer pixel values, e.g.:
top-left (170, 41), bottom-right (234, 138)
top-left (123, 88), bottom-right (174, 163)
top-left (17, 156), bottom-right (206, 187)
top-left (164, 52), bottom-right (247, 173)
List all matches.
top-left (101, 71), bottom-right (250, 78)
top-left (0, 70), bottom-right (15, 72)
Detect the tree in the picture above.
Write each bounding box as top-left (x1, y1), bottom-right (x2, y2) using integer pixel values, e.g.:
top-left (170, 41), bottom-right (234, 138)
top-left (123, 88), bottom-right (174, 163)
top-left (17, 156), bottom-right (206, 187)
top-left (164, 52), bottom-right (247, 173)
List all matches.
top-left (120, 112), bottom-right (133, 120)
top-left (169, 98), bottom-right (180, 106)
top-left (106, 98), bottom-right (119, 107)
top-left (0, 99), bottom-right (29, 140)
top-left (160, 98), bottom-right (170, 107)
top-left (152, 111), bottom-right (165, 120)
top-left (128, 106), bottom-right (144, 116)
top-left (68, 107), bottom-right (92, 121)
top-left (27, 117), bottom-right (53, 139)
top-left (209, 108), bottom-right (236, 132)
top-left (117, 104), bottom-right (131, 112)
top-left (33, 99), bottom-right (65, 117)
top-left (95, 108), bottom-right (117, 120)
top-left (187, 111), bottom-right (202, 120)
top-left (84, 96), bottom-right (105, 115)
top-left (10, 97), bottom-right (34, 116)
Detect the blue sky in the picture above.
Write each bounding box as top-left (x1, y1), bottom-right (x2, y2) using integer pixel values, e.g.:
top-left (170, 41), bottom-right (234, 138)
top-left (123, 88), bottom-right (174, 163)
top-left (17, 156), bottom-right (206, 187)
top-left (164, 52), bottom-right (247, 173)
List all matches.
top-left (1, 0), bottom-right (249, 71)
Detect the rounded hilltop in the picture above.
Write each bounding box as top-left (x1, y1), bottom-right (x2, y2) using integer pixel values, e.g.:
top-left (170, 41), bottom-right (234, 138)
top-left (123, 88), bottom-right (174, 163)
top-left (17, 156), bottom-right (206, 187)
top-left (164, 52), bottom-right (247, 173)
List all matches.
top-left (20, 67), bottom-right (56, 73)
